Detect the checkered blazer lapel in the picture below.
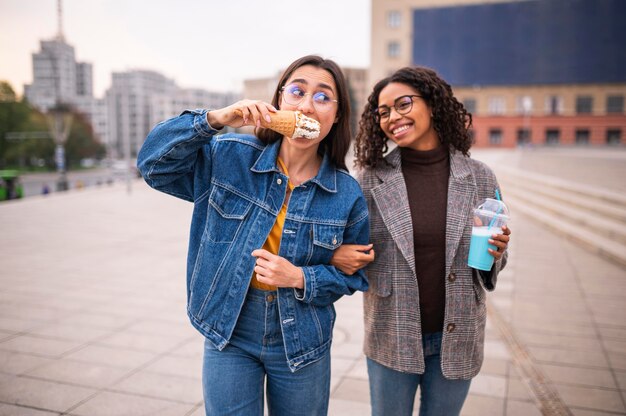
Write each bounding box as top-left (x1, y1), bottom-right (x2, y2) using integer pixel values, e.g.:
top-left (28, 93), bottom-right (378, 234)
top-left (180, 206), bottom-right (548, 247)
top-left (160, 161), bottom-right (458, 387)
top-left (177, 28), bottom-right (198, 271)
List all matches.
top-left (371, 148), bottom-right (416, 278)
top-left (445, 150), bottom-right (475, 278)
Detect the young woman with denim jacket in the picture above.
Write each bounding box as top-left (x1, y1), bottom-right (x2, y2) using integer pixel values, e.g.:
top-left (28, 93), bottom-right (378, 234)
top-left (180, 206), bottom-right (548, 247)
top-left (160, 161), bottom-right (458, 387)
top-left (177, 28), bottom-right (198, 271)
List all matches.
top-left (137, 55), bottom-right (369, 416)
top-left (331, 67), bottom-right (512, 416)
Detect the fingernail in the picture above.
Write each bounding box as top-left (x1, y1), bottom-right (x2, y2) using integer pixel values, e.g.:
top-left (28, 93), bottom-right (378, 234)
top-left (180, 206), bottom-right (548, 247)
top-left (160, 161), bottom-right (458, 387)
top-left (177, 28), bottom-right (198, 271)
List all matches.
top-left (265, 115), bottom-right (271, 123)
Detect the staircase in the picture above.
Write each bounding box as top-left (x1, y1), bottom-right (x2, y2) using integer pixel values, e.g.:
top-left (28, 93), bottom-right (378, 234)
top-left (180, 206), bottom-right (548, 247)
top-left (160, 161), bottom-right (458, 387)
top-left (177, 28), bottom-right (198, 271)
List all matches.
top-left (494, 166), bottom-right (626, 268)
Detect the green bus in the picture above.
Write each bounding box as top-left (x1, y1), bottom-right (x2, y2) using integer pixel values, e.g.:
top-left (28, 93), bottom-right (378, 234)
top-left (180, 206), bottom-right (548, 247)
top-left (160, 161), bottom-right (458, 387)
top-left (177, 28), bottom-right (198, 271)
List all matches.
top-left (0, 170), bottom-right (24, 201)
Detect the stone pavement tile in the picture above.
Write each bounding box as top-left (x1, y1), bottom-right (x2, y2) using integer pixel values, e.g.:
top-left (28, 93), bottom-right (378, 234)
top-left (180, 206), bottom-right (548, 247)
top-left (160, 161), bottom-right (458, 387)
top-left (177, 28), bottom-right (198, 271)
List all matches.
top-left (506, 399), bottom-right (542, 416)
top-left (516, 330), bottom-right (600, 351)
top-left (598, 326), bottom-right (626, 341)
top-left (513, 320), bottom-right (595, 338)
top-left (615, 370), bottom-right (626, 390)
top-left (345, 356), bottom-right (368, 380)
top-left (328, 398), bottom-right (371, 416)
top-left (58, 312), bottom-right (136, 331)
top-left (330, 340), bottom-right (363, 360)
top-left (506, 377), bottom-right (535, 401)
top-left (66, 391), bottom-right (196, 416)
top-left (607, 352), bottom-right (626, 371)
top-left (538, 363), bottom-right (618, 389)
top-left (186, 405), bottom-right (205, 416)
top-left (0, 350), bottom-right (55, 375)
top-left (331, 377), bottom-right (369, 404)
top-left (483, 339), bottom-right (511, 361)
top-left (571, 409), bottom-right (626, 416)
top-left (26, 323), bottom-right (114, 344)
top-left (554, 384), bottom-right (626, 413)
top-left (528, 346), bottom-right (609, 368)
top-left (480, 358), bottom-right (509, 377)
top-left (25, 359), bottom-right (131, 389)
top-left (592, 313), bottom-right (626, 327)
top-left (0, 404), bottom-right (60, 415)
top-left (143, 354), bottom-right (202, 379)
top-left (0, 377), bottom-right (96, 413)
top-left (331, 357), bottom-right (360, 392)
top-left (469, 373), bottom-right (506, 398)
top-left (602, 339), bottom-right (626, 355)
top-left (0, 335), bottom-right (83, 358)
top-left (460, 394), bottom-right (504, 416)
top-left (111, 370), bottom-right (202, 404)
top-left (64, 344), bottom-right (155, 370)
top-left (169, 338), bottom-right (204, 359)
top-left (123, 319), bottom-right (197, 338)
top-left (0, 316), bottom-right (45, 333)
top-left (94, 331), bottom-right (187, 354)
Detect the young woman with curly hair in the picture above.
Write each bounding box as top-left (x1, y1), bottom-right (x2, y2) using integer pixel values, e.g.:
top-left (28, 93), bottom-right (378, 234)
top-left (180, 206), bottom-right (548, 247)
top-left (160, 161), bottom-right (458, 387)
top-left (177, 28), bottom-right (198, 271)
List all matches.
top-left (331, 66), bottom-right (512, 415)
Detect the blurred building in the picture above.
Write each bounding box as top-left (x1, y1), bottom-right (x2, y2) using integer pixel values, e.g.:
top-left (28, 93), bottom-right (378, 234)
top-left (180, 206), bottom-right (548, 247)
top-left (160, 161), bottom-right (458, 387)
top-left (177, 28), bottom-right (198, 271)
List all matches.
top-left (243, 67), bottom-right (368, 137)
top-left (23, 30), bottom-right (108, 144)
top-left (105, 70), bottom-right (177, 159)
top-left (150, 88), bottom-right (240, 127)
top-left (371, 0), bottom-right (626, 147)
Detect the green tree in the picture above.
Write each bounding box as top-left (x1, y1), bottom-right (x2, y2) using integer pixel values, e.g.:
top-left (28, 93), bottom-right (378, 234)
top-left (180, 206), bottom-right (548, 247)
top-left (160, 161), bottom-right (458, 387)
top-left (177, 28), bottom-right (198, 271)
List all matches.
top-left (64, 111), bottom-right (106, 168)
top-left (0, 81), bottom-right (17, 102)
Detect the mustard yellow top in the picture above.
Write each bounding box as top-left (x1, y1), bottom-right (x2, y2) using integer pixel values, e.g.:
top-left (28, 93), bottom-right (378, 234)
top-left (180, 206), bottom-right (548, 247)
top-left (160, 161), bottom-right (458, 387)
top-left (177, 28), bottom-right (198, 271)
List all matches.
top-left (250, 157), bottom-right (295, 291)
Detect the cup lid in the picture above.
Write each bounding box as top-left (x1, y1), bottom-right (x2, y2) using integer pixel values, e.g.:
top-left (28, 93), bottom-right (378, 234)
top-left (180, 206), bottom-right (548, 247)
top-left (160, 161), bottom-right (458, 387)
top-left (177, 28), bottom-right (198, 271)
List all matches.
top-left (475, 198), bottom-right (509, 218)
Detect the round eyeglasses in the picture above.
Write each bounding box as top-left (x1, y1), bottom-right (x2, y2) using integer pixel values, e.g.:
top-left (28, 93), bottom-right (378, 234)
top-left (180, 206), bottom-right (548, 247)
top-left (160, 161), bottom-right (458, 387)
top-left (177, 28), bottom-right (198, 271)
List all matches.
top-left (374, 95), bottom-right (422, 123)
top-left (281, 83), bottom-right (338, 113)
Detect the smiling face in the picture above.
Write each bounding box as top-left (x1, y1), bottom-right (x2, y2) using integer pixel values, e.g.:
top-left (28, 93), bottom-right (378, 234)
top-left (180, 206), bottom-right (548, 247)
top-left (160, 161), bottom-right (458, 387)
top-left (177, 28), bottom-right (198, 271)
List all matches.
top-left (279, 64), bottom-right (339, 149)
top-left (377, 82), bottom-right (439, 151)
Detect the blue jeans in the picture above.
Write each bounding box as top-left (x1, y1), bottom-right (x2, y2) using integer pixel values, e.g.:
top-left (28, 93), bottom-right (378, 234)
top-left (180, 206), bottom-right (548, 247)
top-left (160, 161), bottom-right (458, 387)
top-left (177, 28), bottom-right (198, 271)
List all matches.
top-left (367, 332), bottom-right (471, 416)
top-left (202, 288), bottom-right (331, 416)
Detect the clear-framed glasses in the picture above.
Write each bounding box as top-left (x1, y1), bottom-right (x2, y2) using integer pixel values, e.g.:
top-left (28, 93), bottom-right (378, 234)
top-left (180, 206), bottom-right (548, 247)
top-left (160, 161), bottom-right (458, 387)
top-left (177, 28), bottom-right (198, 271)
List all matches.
top-left (374, 95), bottom-right (422, 123)
top-left (281, 83), bottom-right (338, 113)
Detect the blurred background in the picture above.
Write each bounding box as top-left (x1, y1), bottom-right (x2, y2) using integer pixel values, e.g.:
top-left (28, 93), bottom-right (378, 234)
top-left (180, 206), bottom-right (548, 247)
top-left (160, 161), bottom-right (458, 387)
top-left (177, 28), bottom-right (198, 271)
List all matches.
top-left (0, 1), bottom-right (625, 415)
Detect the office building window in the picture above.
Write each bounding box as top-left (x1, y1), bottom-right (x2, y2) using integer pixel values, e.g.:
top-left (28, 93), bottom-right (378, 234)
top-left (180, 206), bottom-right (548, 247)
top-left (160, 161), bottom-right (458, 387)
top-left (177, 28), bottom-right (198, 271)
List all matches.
top-left (387, 41), bottom-right (400, 58)
top-left (488, 97), bottom-right (505, 115)
top-left (576, 96), bottom-right (593, 114)
top-left (607, 129), bottom-right (622, 145)
top-left (489, 129), bottom-right (503, 145)
top-left (516, 96), bottom-right (533, 114)
top-left (545, 96), bottom-right (563, 115)
top-left (607, 95), bottom-right (624, 113)
top-left (463, 98), bottom-right (477, 114)
top-left (387, 11), bottom-right (401, 28)
top-left (546, 129), bottom-right (560, 145)
top-left (517, 128), bottom-right (531, 145)
top-left (575, 129), bottom-right (590, 145)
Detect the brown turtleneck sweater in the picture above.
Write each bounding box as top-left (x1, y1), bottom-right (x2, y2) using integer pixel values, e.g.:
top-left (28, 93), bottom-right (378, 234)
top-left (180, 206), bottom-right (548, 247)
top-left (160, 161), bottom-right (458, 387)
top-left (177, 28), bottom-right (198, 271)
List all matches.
top-left (400, 144), bottom-right (450, 334)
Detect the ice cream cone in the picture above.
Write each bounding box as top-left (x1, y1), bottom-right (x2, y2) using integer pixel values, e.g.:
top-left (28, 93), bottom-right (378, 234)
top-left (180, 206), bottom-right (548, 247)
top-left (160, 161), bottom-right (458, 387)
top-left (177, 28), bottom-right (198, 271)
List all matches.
top-left (234, 109), bottom-right (320, 139)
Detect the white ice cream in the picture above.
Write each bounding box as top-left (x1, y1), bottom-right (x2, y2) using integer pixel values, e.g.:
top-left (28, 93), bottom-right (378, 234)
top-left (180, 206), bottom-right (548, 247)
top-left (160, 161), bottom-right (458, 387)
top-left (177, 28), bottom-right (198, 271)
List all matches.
top-left (293, 111), bottom-right (321, 139)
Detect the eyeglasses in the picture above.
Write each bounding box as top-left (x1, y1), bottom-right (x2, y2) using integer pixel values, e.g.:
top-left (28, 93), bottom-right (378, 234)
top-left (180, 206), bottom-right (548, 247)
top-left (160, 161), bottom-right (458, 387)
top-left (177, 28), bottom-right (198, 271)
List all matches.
top-left (374, 95), bottom-right (422, 122)
top-left (281, 83), bottom-right (338, 113)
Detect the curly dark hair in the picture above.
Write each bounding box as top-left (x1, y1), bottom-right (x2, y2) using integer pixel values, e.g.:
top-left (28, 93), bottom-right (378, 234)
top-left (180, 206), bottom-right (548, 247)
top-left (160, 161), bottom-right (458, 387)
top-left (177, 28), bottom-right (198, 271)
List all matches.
top-left (354, 66), bottom-right (473, 169)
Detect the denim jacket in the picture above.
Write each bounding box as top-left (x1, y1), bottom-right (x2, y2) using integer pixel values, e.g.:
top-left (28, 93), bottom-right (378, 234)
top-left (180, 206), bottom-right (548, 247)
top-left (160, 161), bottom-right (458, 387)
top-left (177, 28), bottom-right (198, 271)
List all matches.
top-left (137, 109), bottom-right (369, 371)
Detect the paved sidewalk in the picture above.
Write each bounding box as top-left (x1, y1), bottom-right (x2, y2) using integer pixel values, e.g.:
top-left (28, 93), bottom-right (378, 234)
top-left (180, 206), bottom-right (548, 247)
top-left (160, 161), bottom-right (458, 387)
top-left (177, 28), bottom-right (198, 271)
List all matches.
top-left (0, 148), bottom-right (625, 415)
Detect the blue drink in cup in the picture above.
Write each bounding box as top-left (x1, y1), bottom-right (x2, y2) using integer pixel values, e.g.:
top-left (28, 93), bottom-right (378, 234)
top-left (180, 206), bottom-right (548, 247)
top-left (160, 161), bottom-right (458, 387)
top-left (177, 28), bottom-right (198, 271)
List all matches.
top-left (468, 198), bottom-right (509, 271)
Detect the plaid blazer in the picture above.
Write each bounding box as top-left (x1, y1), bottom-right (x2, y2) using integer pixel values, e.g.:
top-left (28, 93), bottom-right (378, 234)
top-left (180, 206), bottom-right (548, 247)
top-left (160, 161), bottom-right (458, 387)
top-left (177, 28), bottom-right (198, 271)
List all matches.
top-left (359, 147), bottom-right (507, 379)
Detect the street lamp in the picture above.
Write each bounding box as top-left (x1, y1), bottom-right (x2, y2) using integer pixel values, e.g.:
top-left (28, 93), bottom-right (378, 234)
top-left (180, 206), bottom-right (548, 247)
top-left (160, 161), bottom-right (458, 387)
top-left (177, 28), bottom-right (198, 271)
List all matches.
top-left (46, 104), bottom-right (73, 191)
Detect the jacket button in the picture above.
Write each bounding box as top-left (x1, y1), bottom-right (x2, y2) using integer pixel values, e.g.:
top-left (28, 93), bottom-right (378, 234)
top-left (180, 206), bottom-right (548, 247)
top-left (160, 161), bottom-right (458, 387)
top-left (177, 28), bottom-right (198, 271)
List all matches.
top-left (447, 323), bottom-right (456, 333)
top-left (448, 273), bottom-right (456, 282)
top-left (277, 178), bottom-right (283, 185)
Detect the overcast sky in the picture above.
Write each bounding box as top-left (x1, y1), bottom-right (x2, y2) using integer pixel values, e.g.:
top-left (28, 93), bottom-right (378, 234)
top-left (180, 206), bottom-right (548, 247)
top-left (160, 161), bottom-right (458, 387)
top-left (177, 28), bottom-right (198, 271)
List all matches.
top-left (0, 0), bottom-right (371, 98)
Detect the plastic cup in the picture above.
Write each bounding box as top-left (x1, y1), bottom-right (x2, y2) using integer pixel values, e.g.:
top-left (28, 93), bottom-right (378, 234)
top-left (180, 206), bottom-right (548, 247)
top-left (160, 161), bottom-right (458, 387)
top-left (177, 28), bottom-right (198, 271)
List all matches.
top-left (467, 198), bottom-right (509, 271)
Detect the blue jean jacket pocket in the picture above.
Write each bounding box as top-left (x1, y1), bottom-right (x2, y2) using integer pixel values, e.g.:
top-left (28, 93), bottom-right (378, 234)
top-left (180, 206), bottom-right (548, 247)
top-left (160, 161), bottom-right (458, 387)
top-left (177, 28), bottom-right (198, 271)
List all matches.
top-left (207, 185), bottom-right (251, 243)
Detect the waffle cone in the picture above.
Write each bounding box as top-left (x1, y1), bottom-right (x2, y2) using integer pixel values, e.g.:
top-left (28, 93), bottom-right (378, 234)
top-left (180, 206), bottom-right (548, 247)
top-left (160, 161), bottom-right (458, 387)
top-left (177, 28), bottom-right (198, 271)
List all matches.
top-left (234, 109), bottom-right (295, 136)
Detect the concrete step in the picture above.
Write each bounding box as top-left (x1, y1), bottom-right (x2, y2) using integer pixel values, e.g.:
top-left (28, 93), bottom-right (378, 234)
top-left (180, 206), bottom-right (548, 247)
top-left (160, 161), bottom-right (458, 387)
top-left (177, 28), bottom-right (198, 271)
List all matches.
top-left (496, 167), bottom-right (626, 223)
top-left (504, 185), bottom-right (626, 245)
top-left (504, 194), bottom-right (626, 269)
